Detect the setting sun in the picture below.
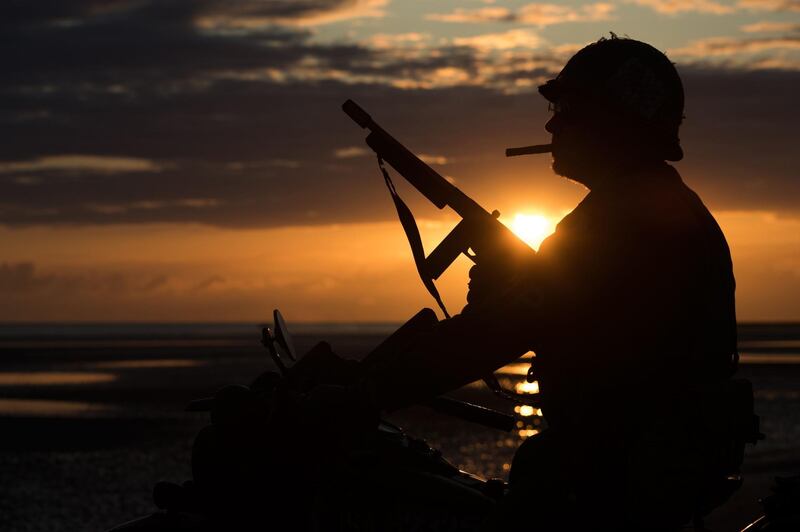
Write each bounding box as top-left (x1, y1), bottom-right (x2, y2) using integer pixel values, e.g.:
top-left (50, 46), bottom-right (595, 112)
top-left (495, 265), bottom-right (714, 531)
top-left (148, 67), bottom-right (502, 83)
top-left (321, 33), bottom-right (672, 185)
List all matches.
top-left (508, 213), bottom-right (556, 251)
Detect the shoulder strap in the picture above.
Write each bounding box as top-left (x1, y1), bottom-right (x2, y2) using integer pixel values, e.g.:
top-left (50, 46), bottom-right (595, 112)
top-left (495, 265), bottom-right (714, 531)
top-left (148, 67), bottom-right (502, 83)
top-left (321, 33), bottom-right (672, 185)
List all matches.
top-left (377, 156), bottom-right (450, 319)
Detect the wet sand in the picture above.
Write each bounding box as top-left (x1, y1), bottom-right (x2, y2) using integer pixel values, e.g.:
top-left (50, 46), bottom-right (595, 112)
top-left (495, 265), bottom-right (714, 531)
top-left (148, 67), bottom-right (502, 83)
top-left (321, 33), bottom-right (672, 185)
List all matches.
top-left (1, 329), bottom-right (798, 531)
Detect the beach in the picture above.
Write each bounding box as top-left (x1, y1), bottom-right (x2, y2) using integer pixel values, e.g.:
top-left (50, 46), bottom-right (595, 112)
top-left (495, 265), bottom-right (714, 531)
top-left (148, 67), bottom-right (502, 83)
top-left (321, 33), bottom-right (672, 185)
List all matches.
top-left (1, 323), bottom-right (798, 532)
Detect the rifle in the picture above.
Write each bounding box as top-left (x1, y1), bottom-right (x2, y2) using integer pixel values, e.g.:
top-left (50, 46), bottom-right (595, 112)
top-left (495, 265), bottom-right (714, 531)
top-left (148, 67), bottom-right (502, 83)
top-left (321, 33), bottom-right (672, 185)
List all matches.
top-left (342, 99), bottom-right (537, 316)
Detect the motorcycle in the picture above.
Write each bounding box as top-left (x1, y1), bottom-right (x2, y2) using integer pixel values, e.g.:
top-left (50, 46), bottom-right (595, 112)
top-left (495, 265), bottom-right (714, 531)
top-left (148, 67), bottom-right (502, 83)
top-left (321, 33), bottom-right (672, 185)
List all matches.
top-left (109, 309), bottom-right (514, 531)
top-left (108, 309), bottom-right (798, 532)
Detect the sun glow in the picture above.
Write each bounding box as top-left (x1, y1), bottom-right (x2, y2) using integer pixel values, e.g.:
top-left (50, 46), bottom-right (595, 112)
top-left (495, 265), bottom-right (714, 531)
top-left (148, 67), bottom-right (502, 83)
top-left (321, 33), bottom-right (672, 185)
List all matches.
top-left (509, 213), bottom-right (555, 251)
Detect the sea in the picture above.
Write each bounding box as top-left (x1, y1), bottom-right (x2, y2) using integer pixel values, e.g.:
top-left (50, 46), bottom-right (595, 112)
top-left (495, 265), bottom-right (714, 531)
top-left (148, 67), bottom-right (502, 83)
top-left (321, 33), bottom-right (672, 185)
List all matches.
top-left (0, 321), bottom-right (798, 531)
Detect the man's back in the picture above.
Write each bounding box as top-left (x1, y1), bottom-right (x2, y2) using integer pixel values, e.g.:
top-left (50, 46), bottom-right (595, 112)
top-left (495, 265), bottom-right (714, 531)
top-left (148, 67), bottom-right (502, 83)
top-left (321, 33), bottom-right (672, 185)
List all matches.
top-left (494, 163), bottom-right (739, 528)
top-left (533, 162), bottom-right (737, 438)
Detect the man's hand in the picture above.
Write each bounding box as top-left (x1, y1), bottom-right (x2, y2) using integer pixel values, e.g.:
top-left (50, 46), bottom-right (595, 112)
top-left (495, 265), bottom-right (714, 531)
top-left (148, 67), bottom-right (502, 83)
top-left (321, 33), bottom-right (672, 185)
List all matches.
top-left (465, 259), bottom-right (542, 314)
top-left (466, 259), bottom-right (518, 308)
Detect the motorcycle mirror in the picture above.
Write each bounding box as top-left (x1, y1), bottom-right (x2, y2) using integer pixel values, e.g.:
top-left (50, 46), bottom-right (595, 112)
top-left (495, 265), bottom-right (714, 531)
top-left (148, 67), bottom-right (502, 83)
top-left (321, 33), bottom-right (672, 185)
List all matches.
top-left (273, 309), bottom-right (297, 361)
top-left (261, 326), bottom-right (287, 375)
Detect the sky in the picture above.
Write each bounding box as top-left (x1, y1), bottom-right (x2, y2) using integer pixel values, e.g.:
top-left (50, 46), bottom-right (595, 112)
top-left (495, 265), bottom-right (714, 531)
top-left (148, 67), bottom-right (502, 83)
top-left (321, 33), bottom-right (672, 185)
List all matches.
top-left (1, 0), bottom-right (799, 322)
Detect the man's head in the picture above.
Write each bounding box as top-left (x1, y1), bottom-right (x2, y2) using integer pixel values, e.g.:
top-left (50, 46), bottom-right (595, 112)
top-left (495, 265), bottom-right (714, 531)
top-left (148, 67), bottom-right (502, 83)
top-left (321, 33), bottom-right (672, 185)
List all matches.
top-left (539, 36), bottom-right (684, 187)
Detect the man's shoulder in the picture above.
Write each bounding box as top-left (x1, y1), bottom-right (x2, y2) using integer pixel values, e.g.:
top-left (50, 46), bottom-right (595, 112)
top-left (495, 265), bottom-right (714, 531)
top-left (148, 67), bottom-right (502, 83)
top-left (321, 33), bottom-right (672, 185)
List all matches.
top-left (605, 165), bottom-right (714, 231)
top-left (551, 165), bottom-right (724, 252)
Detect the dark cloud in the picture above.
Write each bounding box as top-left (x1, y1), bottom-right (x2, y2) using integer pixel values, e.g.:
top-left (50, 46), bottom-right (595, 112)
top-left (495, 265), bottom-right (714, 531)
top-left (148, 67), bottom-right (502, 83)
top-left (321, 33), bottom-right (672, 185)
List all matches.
top-left (141, 274), bottom-right (169, 292)
top-left (193, 275), bottom-right (226, 291)
top-left (1, 1), bottom-right (313, 90)
top-left (0, 261), bottom-right (134, 294)
top-left (0, 262), bottom-right (52, 292)
top-left (678, 66), bottom-right (800, 208)
top-left (1, 2), bottom-right (799, 228)
top-left (2, 0), bottom-right (377, 29)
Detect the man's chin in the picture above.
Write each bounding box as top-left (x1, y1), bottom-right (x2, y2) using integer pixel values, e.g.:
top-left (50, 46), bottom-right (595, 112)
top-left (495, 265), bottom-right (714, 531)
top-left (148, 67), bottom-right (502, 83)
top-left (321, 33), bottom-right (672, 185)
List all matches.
top-left (552, 158), bottom-right (571, 178)
top-left (552, 158), bottom-right (589, 188)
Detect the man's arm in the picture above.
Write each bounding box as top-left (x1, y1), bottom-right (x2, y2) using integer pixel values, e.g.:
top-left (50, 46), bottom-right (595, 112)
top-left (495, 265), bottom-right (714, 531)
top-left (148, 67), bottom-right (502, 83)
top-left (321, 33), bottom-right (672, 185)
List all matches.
top-left (357, 279), bottom-right (537, 411)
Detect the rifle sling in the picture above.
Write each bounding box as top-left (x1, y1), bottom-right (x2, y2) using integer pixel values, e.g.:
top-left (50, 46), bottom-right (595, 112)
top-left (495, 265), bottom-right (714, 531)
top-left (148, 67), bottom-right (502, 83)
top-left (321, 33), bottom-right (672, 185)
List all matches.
top-left (378, 156), bottom-right (451, 319)
top-left (378, 157), bottom-right (508, 396)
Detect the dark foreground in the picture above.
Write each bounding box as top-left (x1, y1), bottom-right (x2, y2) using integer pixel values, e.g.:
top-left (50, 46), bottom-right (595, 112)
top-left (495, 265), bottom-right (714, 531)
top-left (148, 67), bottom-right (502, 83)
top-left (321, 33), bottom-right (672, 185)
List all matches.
top-left (1, 324), bottom-right (798, 532)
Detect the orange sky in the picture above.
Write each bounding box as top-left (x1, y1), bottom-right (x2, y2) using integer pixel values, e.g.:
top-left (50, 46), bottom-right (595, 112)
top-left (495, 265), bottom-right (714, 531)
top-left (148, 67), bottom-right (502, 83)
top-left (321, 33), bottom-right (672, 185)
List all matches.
top-left (3, 2), bottom-right (799, 323)
top-left (1, 207), bottom-right (798, 322)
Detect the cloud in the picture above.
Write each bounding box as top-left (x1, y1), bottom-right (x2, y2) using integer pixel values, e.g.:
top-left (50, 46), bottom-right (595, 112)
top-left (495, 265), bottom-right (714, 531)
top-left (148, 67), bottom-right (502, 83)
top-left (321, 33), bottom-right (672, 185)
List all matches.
top-left (193, 275), bottom-right (226, 291)
top-left (0, 155), bottom-right (162, 174)
top-left (738, 0), bottom-right (800, 11)
top-left (334, 146), bottom-right (370, 158)
top-left (671, 35), bottom-right (800, 56)
top-left (81, 198), bottom-right (221, 217)
top-left (0, 261), bottom-right (133, 294)
top-left (628, 0), bottom-right (735, 14)
top-left (5, 1), bottom-right (389, 33)
top-left (426, 7), bottom-right (515, 23)
top-left (426, 3), bottom-right (615, 26)
top-left (2, 65), bottom-right (799, 228)
top-left (670, 33), bottom-right (800, 70)
top-left (0, 261), bottom-right (217, 297)
top-left (177, 198), bottom-right (221, 208)
top-left (741, 21), bottom-right (800, 32)
top-left (363, 33), bottom-right (432, 49)
top-left (630, 0), bottom-right (800, 13)
top-left (194, 0), bottom-right (388, 30)
top-left (1, 2), bottom-right (799, 229)
top-left (11, 176), bottom-right (43, 186)
top-left (516, 3), bottom-right (616, 25)
top-left (453, 29), bottom-right (544, 51)
top-left (418, 154), bottom-right (450, 165)
top-left (391, 67), bottom-right (474, 89)
top-left (141, 274), bottom-right (169, 292)
top-left (0, 262), bottom-right (51, 292)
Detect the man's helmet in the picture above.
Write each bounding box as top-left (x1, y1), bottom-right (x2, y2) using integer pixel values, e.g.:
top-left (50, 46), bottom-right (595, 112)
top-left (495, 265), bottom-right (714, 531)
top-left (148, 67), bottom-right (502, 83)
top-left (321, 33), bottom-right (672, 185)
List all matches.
top-left (539, 36), bottom-right (685, 161)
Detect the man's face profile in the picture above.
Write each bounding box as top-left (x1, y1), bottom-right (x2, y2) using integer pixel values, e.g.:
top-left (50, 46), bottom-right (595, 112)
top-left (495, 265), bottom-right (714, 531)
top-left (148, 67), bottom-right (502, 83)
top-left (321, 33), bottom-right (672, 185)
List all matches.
top-left (545, 101), bottom-right (612, 188)
top-left (539, 38), bottom-right (687, 188)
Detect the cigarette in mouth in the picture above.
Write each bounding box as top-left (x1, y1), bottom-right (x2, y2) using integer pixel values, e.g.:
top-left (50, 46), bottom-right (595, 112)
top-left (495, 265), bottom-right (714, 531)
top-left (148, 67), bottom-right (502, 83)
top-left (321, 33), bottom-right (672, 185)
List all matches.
top-left (505, 144), bottom-right (552, 157)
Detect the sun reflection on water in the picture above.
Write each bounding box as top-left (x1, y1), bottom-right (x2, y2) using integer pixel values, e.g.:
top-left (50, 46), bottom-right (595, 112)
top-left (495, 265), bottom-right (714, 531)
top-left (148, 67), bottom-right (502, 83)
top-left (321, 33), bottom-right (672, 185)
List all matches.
top-left (514, 405), bottom-right (542, 417)
top-left (0, 398), bottom-right (116, 417)
top-left (495, 353), bottom-right (544, 440)
top-left (464, 355), bottom-right (547, 440)
top-left (91, 359), bottom-right (205, 369)
top-left (0, 372), bottom-right (117, 385)
top-left (515, 381), bottom-right (539, 394)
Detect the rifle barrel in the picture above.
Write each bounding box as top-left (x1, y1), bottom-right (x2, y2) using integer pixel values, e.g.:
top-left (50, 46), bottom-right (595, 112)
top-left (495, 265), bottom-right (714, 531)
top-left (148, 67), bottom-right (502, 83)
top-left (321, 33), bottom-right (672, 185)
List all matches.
top-left (344, 99), bottom-right (487, 219)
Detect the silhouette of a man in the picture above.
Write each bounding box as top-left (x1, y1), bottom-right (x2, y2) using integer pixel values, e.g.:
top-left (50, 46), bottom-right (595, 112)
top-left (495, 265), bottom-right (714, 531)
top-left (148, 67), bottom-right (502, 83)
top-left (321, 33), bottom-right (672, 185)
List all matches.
top-left (351, 36), bottom-right (738, 529)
